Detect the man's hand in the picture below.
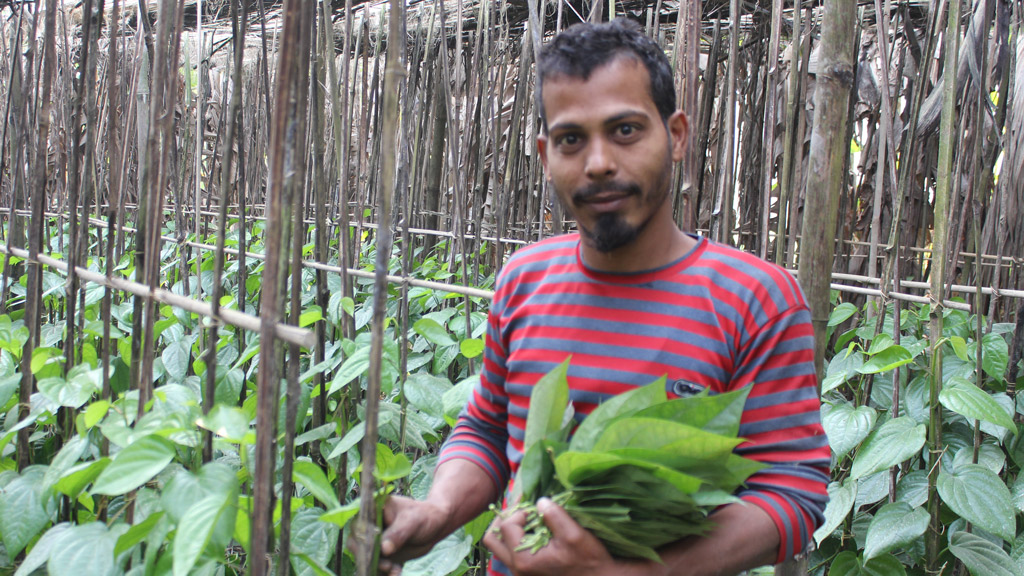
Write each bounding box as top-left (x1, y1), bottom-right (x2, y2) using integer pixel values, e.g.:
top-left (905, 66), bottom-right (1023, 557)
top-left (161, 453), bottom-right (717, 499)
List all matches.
top-left (376, 495), bottom-right (454, 575)
top-left (484, 497), bottom-right (631, 576)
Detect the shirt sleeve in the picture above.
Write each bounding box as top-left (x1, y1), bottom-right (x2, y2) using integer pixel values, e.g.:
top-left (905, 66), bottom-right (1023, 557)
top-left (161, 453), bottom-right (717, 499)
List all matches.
top-left (437, 285), bottom-right (512, 497)
top-left (731, 305), bottom-right (831, 562)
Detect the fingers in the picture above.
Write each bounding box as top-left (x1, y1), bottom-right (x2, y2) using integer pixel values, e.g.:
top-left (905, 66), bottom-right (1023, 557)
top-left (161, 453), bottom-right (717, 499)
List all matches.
top-left (536, 497), bottom-right (584, 543)
top-left (379, 496), bottom-right (415, 556)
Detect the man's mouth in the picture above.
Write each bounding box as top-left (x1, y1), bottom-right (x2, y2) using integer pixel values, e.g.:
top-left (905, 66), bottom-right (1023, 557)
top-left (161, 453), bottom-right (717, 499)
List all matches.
top-left (572, 183), bottom-right (640, 212)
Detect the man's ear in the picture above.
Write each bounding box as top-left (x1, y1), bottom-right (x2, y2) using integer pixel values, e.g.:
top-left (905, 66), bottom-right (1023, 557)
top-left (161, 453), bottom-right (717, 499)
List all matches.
top-left (668, 110), bottom-right (689, 162)
top-left (537, 134), bottom-right (550, 176)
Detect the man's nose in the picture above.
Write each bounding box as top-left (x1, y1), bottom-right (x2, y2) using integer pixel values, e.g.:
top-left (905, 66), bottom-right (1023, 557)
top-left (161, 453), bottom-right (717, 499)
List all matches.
top-left (584, 138), bottom-right (617, 179)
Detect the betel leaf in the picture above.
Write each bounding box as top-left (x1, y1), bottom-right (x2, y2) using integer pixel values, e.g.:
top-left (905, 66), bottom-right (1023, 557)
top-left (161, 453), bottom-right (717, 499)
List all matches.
top-left (863, 502), bottom-right (929, 560)
top-left (41, 435), bottom-right (89, 491)
top-left (814, 480), bottom-right (857, 545)
top-left (570, 379), bottom-right (666, 453)
top-left (288, 507), bottom-right (338, 576)
top-left (327, 346), bottom-right (370, 396)
top-left (850, 417), bottom-right (925, 480)
top-left (950, 336), bottom-right (970, 361)
top-left (937, 464), bottom-right (1016, 542)
top-left (401, 529), bottom-right (473, 576)
top-left (293, 460), bottom-right (340, 509)
top-left (374, 443), bottom-right (412, 483)
top-left (822, 400), bottom-right (877, 459)
top-left (0, 467), bottom-right (50, 558)
top-left (823, 347), bottom-right (864, 394)
top-left (459, 338), bottom-right (485, 359)
top-left (413, 318), bottom-right (456, 348)
top-left (949, 531), bottom-right (1018, 576)
top-left (172, 492), bottom-right (237, 576)
top-left (939, 377), bottom-right (1016, 433)
top-left (161, 340), bottom-right (191, 383)
top-left (828, 302), bottom-right (858, 327)
top-left (829, 551), bottom-right (907, 576)
top-left (47, 522), bottom-right (124, 576)
top-left (981, 332), bottom-right (1010, 383)
top-left (14, 522), bottom-right (71, 576)
top-left (403, 372), bottom-right (451, 420)
top-left (632, 385), bottom-right (751, 437)
top-left (54, 459), bottom-right (110, 498)
top-left (319, 500), bottom-right (360, 528)
top-left (522, 359), bottom-right (572, 453)
top-left (91, 434), bottom-right (176, 496)
top-left (858, 345), bottom-right (913, 375)
top-left (591, 417), bottom-right (741, 459)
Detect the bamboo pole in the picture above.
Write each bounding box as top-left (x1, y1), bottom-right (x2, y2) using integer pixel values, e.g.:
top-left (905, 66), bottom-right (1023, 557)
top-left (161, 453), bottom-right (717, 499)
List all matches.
top-left (712, 0), bottom-right (739, 245)
top-left (252, 0), bottom-right (307, 570)
top-left (928, 0), bottom-right (960, 569)
top-left (353, 0), bottom-right (405, 573)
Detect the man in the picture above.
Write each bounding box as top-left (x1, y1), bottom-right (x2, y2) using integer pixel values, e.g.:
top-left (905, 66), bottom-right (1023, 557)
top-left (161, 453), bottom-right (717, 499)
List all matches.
top-left (377, 19), bottom-right (830, 576)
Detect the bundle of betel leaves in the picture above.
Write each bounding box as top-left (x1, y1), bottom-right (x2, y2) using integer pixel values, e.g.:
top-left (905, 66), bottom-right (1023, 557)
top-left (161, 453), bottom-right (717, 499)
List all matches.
top-left (501, 359), bottom-right (766, 562)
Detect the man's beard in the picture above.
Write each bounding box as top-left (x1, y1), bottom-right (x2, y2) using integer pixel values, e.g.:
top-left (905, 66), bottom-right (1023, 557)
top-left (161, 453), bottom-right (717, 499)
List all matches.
top-left (569, 175), bottom-right (669, 254)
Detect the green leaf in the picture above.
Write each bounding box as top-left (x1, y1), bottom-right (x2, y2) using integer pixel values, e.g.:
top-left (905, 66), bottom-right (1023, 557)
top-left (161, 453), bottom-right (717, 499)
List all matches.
top-left (14, 522), bottom-right (71, 576)
top-left (940, 377), bottom-right (1016, 433)
top-left (950, 336), bottom-right (969, 361)
top-left (403, 373), bottom-right (451, 419)
top-left (442, 376), bottom-right (476, 423)
top-left (293, 460), bottom-right (340, 509)
top-left (161, 340), bottom-right (191, 382)
top-left (829, 302), bottom-right (858, 327)
top-left (0, 467), bottom-right (50, 557)
top-left (937, 464), bottom-right (1016, 542)
top-left (823, 347), bottom-right (864, 394)
top-left (814, 480), bottom-right (857, 545)
top-left (41, 436), bottom-right (89, 491)
top-left (114, 511), bottom-right (166, 557)
top-left (858, 345), bottom-right (913, 375)
top-left (982, 332), bottom-right (1010, 383)
top-left (289, 508), bottom-right (339, 576)
top-left (196, 404), bottom-right (253, 444)
top-left (850, 417), bottom-right (925, 480)
top-left (327, 421), bottom-right (365, 460)
top-left (327, 347), bottom-right (370, 396)
top-left (829, 551), bottom-right (907, 576)
top-left (83, 400), bottom-right (110, 429)
top-left (949, 531), bottom-right (1019, 576)
top-left (570, 379), bottom-right (667, 453)
top-left (592, 417), bottom-right (741, 457)
top-left (459, 338), bottom-right (485, 359)
top-left (91, 435), bottom-right (176, 496)
top-left (173, 492), bottom-right (236, 576)
top-left (413, 318), bottom-right (456, 347)
top-left (863, 502), bottom-right (929, 560)
top-left (822, 400), bottom-right (878, 459)
top-left (47, 522), bottom-right (122, 576)
top-left (401, 529), bottom-right (473, 576)
top-left (54, 459), bottom-right (110, 498)
top-left (523, 359), bottom-right (572, 452)
top-left (299, 306), bottom-right (323, 328)
top-left (319, 500), bottom-right (360, 528)
top-left (374, 444), bottom-right (412, 483)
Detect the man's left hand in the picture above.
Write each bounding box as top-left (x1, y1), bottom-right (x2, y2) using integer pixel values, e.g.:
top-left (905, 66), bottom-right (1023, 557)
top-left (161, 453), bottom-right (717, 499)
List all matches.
top-left (483, 497), bottom-right (628, 576)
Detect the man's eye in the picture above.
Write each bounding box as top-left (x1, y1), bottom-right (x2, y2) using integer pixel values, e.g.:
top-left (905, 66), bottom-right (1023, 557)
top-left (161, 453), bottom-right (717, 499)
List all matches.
top-left (617, 124), bottom-right (637, 137)
top-left (557, 134), bottom-right (580, 147)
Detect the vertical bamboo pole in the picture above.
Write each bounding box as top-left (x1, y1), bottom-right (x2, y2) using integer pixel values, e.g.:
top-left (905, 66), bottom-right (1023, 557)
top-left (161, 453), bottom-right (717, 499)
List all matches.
top-left (775, 0), bottom-right (802, 264)
top-left (252, 0), bottom-right (307, 572)
top-left (353, 1), bottom-right (405, 574)
top-left (928, 0), bottom-right (960, 569)
top-left (712, 0), bottom-right (739, 245)
top-left (760, 0), bottom-right (784, 260)
top-left (19, 0), bottom-right (59, 472)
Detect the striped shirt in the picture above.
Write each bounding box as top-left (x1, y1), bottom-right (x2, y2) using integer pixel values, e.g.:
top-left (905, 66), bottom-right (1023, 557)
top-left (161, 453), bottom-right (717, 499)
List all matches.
top-left (439, 233), bottom-right (830, 565)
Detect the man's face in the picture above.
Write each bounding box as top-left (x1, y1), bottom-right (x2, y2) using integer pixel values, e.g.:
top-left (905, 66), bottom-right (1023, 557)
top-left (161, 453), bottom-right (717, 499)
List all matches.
top-left (537, 56), bottom-right (687, 254)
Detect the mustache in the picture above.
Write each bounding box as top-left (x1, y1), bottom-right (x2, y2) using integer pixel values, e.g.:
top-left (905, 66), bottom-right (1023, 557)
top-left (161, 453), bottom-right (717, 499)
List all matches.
top-left (571, 180), bottom-right (642, 204)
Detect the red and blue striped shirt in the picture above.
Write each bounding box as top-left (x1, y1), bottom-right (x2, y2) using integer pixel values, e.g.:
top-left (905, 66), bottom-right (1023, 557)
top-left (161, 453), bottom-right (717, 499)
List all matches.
top-left (439, 233), bottom-right (830, 565)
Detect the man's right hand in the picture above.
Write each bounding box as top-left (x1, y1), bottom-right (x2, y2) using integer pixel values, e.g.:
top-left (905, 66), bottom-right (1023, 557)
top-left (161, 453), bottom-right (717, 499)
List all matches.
top-left (377, 494), bottom-right (455, 574)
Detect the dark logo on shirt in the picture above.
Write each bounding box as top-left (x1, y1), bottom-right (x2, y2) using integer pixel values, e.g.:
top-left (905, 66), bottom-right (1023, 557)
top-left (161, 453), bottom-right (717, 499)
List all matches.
top-left (671, 379), bottom-right (706, 398)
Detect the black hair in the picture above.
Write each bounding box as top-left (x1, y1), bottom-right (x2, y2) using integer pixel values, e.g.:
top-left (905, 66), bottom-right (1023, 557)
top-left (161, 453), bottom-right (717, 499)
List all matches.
top-left (536, 18), bottom-right (677, 129)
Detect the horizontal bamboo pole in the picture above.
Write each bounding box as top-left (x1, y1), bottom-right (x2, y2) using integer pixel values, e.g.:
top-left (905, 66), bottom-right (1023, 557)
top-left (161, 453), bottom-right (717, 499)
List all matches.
top-left (0, 245), bottom-right (317, 348)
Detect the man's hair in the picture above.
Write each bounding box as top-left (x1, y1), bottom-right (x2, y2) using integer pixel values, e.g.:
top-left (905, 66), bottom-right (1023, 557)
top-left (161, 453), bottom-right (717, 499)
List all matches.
top-left (536, 19), bottom-right (677, 129)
